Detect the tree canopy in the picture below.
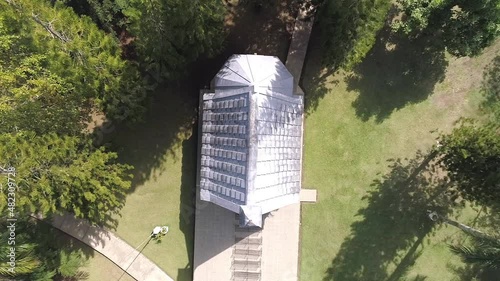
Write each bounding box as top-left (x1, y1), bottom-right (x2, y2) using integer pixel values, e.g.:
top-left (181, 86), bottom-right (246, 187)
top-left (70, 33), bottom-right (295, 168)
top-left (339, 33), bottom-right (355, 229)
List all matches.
top-left (394, 0), bottom-right (500, 57)
top-left (0, 0), bottom-right (148, 124)
top-left (121, 0), bottom-right (226, 80)
top-left (482, 55), bottom-right (500, 121)
top-left (0, 218), bottom-right (89, 280)
top-left (318, 0), bottom-right (392, 69)
top-left (450, 235), bottom-right (500, 270)
top-left (0, 132), bottom-right (132, 224)
top-left (438, 120), bottom-right (500, 208)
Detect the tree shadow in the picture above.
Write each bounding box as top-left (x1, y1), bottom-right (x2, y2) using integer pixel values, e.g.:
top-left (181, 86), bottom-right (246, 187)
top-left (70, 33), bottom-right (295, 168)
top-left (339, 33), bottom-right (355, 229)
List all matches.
top-left (323, 150), bottom-right (459, 281)
top-left (300, 22), bottom-right (338, 114)
top-left (346, 26), bottom-right (448, 122)
top-left (448, 263), bottom-right (500, 281)
top-left (107, 82), bottom-right (198, 193)
top-left (177, 132), bottom-right (198, 281)
top-left (480, 54), bottom-right (500, 120)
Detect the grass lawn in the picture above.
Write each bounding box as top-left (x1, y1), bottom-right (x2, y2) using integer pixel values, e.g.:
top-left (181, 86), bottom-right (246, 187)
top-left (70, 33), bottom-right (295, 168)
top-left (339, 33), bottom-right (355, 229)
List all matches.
top-left (300, 32), bottom-right (500, 281)
top-left (80, 88), bottom-right (199, 281)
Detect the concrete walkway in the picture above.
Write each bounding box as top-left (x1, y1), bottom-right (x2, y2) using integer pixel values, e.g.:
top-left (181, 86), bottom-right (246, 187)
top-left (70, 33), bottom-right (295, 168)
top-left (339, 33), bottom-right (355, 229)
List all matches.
top-left (285, 13), bottom-right (315, 95)
top-left (193, 197), bottom-right (301, 281)
top-left (51, 213), bottom-right (174, 281)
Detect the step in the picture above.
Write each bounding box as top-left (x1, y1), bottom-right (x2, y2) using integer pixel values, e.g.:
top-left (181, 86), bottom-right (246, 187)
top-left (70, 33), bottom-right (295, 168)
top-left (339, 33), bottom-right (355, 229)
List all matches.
top-left (231, 273), bottom-right (260, 281)
top-left (234, 243), bottom-right (261, 251)
top-left (233, 253), bottom-right (261, 262)
top-left (235, 236), bottom-right (262, 245)
top-left (233, 276), bottom-right (261, 281)
top-left (233, 248), bottom-right (262, 256)
top-left (231, 262), bottom-right (260, 273)
top-left (232, 271), bottom-right (261, 279)
top-left (235, 224), bottom-right (262, 231)
top-left (235, 231), bottom-right (261, 239)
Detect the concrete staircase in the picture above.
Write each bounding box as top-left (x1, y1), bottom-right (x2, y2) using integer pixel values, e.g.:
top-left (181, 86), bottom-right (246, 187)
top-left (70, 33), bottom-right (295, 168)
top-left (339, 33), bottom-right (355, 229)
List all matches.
top-left (231, 216), bottom-right (262, 281)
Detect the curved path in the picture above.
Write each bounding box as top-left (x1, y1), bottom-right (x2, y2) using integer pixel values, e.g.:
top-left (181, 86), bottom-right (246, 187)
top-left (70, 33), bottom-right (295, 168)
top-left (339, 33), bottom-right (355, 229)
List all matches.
top-left (51, 213), bottom-right (174, 281)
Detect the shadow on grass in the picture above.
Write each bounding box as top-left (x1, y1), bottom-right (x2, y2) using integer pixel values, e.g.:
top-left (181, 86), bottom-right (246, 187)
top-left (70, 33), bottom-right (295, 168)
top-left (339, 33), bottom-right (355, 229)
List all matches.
top-left (323, 150), bottom-right (459, 281)
top-left (480, 54), bottom-right (500, 121)
top-left (302, 18), bottom-right (449, 119)
top-left (177, 132), bottom-right (198, 281)
top-left (346, 26), bottom-right (448, 123)
top-left (448, 263), bottom-right (500, 281)
top-left (301, 22), bottom-right (337, 114)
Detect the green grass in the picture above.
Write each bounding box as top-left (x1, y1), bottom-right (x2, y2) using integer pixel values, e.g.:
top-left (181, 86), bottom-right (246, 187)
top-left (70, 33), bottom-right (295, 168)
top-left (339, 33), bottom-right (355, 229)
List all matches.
top-left (82, 251), bottom-right (135, 281)
top-left (300, 37), bottom-right (500, 281)
top-left (81, 86), bottom-right (198, 281)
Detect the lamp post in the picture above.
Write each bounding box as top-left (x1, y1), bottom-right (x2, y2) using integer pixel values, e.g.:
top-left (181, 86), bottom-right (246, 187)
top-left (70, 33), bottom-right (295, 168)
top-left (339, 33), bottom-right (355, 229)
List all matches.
top-left (117, 225), bottom-right (169, 281)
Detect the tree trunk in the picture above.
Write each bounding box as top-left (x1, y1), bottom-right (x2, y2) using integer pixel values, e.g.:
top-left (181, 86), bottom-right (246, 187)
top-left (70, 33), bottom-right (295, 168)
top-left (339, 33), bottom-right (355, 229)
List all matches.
top-left (428, 211), bottom-right (492, 240)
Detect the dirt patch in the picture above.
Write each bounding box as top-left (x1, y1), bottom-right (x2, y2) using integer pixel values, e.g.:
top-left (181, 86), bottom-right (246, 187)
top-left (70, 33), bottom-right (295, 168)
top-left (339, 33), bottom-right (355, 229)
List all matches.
top-left (432, 40), bottom-right (500, 109)
top-left (223, 0), bottom-right (298, 62)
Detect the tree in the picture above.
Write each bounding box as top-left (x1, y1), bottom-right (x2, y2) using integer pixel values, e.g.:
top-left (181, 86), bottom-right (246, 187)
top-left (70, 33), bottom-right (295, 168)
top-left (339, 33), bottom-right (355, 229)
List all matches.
top-left (121, 0), bottom-right (226, 80)
top-left (0, 54), bottom-right (85, 135)
top-left (62, 0), bottom-right (128, 32)
top-left (318, 0), bottom-right (392, 69)
top-left (0, 218), bottom-right (89, 280)
top-left (481, 55), bottom-right (500, 121)
top-left (0, 232), bottom-right (40, 277)
top-left (394, 0), bottom-right (500, 57)
top-left (450, 236), bottom-right (500, 270)
top-left (428, 211), bottom-right (500, 269)
top-left (0, 132), bottom-right (132, 224)
top-left (1, 0), bottom-right (149, 123)
top-left (438, 120), bottom-right (500, 208)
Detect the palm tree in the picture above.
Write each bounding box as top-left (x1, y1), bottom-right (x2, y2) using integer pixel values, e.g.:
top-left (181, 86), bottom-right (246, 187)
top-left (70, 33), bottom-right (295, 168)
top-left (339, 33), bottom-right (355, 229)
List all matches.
top-left (428, 210), bottom-right (500, 269)
top-left (449, 236), bottom-right (500, 269)
top-left (0, 238), bottom-right (40, 277)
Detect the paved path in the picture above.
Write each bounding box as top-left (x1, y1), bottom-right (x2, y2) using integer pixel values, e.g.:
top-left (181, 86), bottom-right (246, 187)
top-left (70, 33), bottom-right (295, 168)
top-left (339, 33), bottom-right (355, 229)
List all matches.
top-left (285, 14), bottom-right (315, 95)
top-left (193, 196), bottom-right (301, 281)
top-left (51, 213), bottom-right (174, 281)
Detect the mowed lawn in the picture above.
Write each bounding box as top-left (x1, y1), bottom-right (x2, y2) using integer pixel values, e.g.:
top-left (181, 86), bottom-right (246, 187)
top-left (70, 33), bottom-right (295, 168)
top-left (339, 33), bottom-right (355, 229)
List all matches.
top-left (300, 37), bottom-right (499, 281)
top-left (82, 87), bottom-right (199, 281)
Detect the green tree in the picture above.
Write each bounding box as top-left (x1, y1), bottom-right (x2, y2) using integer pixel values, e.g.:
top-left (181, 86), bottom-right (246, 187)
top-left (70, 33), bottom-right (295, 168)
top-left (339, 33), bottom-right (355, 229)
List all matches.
top-left (450, 236), bottom-right (500, 269)
top-left (0, 132), bottom-right (132, 224)
top-left (481, 55), bottom-right (500, 121)
top-left (394, 0), bottom-right (500, 57)
top-left (318, 0), bottom-right (392, 69)
top-left (62, 0), bottom-right (128, 32)
top-left (438, 120), bottom-right (500, 208)
top-left (122, 0), bottom-right (226, 80)
top-left (428, 211), bottom-right (500, 269)
top-left (0, 218), bottom-right (90, 280)
top-left (0, 233), bottom-right (40, 277)
top-left (0, 54), bottom-right (84, 135)
top-left (1, 0), bottom-right (149, 123)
